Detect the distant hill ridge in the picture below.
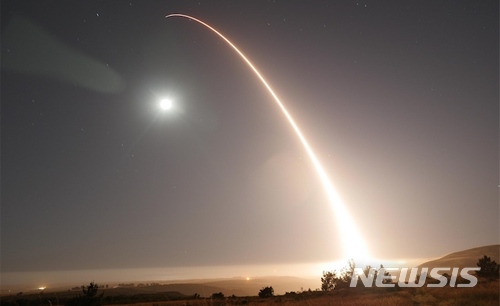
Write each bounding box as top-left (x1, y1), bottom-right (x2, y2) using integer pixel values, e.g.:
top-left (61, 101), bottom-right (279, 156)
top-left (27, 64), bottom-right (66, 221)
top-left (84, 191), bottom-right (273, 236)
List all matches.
top-left (97, 276), bottom-right (318, 297)
top-left (417, 245), bottom-right (499, 270)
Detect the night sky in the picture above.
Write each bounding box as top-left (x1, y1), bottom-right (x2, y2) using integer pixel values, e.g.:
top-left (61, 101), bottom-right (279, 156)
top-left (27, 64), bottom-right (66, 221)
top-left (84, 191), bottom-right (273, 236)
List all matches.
top-left (1, 0), bottom-right (498, 285)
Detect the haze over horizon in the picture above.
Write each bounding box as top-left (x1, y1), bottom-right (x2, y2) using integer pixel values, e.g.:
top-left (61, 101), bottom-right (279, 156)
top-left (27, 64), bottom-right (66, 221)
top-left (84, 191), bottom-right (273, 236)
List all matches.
top-left (1, 0), bottom-right (498, 288)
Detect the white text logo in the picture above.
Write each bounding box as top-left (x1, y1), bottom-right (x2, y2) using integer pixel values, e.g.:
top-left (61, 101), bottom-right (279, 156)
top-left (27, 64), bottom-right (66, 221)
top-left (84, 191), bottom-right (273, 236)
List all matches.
top-left (350, 267), bottom-right (480, 288)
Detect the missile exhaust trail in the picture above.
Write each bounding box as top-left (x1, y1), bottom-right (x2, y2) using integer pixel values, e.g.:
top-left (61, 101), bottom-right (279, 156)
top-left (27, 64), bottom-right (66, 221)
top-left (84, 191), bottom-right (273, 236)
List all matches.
top-left (165, 13), bottom-right (368, 260)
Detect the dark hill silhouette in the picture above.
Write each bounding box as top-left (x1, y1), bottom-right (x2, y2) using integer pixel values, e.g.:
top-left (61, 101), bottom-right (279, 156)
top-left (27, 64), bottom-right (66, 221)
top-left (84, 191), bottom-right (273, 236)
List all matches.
top-left (417, 245), bottom-right (499, 270)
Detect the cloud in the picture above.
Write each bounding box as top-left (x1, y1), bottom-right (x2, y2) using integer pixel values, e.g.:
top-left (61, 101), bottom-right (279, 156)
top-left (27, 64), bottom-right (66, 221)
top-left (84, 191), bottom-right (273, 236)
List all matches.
top-left (2, 15), bottom-right (126, 93)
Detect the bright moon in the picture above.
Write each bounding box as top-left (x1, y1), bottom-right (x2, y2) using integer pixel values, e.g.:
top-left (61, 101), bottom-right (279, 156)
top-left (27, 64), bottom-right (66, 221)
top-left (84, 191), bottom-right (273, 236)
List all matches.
top-left (159, 98), bottom-right (173, 110)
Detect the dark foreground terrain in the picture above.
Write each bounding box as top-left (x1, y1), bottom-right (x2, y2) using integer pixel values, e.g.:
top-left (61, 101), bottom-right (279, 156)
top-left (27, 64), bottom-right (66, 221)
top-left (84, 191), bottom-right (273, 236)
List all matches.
top-left (1, 279), bottom-right (498, 306)
top-left (3, 245), bottom-right (499, 305)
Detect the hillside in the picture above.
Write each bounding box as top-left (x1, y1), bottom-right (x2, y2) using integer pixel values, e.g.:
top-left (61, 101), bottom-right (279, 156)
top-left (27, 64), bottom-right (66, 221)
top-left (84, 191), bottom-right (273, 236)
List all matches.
top-left (417, 245), bottom-right (499, 270)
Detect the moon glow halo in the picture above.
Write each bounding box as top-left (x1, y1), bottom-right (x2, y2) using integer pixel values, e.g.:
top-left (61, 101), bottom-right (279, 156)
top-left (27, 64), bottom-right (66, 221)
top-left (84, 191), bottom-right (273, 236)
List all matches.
top-left (159, 98), bottom-right (173, 111)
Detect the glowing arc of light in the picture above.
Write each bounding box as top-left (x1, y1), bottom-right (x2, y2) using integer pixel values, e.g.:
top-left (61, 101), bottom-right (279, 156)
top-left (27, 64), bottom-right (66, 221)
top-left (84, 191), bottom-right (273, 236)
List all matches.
top-left (165, 13), bottom-right (368, 260)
